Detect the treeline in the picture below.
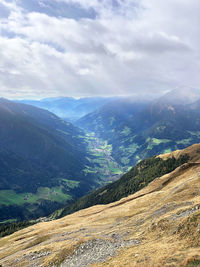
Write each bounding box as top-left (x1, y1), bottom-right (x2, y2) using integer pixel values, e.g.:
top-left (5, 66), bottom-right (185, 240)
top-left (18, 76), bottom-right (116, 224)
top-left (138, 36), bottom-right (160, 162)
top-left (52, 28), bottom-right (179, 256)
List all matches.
top-left (58, 154), bottom-right (189, 218)
top-left (0, 221), bottom-right (35, 238)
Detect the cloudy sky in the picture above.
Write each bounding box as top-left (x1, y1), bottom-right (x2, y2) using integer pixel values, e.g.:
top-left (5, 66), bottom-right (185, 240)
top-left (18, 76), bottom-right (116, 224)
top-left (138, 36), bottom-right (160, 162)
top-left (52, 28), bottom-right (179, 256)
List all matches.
top-left (0, 0), bottom-right (199, 99)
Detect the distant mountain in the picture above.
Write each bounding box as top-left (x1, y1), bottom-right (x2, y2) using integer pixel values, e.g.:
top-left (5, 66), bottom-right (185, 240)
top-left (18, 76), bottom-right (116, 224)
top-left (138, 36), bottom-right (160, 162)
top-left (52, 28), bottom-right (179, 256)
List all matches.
top-left (16, 97), bottom-right (117, 121)
top-left (0, 99), bottom-right (97, 222)
top-left (158, 86), bottom-right (200, 105)
top-left (77, 88), bottom-right (200, 167)
top-left (76, 97), bottom-right (149, 142)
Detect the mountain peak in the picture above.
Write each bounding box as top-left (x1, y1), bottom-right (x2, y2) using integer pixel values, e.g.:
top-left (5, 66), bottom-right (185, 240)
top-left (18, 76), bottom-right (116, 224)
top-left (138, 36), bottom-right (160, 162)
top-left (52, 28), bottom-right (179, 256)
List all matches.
top-left (158, 87), bottom-right (200, 105)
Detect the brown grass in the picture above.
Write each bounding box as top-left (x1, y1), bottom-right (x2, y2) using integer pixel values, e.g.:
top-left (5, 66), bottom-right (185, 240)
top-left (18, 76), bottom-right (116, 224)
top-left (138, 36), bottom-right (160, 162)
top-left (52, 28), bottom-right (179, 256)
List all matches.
top-left (23, 234), bottom-right (51, 249)
top-left (1, 144), bottom-right (200, 266)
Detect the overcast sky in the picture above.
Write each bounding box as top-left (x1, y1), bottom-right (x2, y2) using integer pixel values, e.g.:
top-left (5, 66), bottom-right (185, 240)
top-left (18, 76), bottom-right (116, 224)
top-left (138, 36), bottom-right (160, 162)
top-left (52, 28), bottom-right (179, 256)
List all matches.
top-left (0, 0), bottom-right (199, 99)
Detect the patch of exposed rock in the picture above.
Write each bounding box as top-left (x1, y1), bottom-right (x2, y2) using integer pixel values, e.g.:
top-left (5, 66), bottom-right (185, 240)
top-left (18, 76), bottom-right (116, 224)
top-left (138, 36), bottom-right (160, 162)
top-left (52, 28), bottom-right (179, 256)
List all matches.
top-left (60, 238), bottom-right (141, 267)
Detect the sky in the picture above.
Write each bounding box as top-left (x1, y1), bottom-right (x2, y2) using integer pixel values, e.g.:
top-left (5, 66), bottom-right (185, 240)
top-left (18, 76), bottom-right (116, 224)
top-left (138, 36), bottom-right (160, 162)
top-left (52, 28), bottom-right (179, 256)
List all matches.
top-left (0, 0), bottom-right (199, 99)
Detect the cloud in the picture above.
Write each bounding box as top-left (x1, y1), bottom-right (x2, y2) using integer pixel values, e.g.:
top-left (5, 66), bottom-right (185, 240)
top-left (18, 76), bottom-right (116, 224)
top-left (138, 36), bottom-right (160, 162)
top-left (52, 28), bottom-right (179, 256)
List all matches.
top-left (0, 0), bottom-right (199, 98)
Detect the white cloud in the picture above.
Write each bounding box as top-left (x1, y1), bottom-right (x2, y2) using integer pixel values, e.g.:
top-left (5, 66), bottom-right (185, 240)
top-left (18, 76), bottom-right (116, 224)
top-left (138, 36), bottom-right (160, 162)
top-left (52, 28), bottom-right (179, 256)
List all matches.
top-left (0, 0), bottom-right (199, 98)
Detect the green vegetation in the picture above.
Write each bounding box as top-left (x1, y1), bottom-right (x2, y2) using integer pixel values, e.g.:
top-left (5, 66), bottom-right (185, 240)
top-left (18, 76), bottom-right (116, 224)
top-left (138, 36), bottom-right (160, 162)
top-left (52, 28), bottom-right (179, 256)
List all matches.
top-left (176, 138), bottom-right (192, 145)
top-left (0, 221), bottom-right (35, 238)
top-left (58, 154), bottom-right (189, 218)
top-left (0, 99), bottom-right (101, 222)
top-left (186, 260), bottom-right (200, 267)
top-left (0, 186), bottom-right (72, 207)
top-left (147, 138), bottom-right (170, 150)
top-left (77, 96), bottom-right (200, 170)
top-left (84, 133), bottom-right (125, 184)
top-left (62, 179), bottom-right (80, 189)
top-left (121, 127), bottom-right (131, 136)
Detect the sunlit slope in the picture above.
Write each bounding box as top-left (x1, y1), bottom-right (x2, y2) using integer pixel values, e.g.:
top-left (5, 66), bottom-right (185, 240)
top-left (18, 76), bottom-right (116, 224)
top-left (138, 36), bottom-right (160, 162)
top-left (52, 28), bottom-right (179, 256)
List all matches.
top-left (0, 144), bottom-right (200, 266)
top-left (57, 147), bottom-right (189, 218)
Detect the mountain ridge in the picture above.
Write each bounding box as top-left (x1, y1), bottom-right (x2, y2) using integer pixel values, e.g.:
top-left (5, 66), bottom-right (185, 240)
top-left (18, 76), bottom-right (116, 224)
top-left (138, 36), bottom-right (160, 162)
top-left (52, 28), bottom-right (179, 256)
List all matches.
top-left (16, 96), bottom-right (118, 121)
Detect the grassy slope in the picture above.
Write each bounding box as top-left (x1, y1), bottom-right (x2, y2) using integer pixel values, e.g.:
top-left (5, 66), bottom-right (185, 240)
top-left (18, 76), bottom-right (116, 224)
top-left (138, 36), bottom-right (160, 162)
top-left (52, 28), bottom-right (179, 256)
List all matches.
top-left (1, 144), bottom-right (200, 266)
top-left (56, 150), bottom-right (189, 219)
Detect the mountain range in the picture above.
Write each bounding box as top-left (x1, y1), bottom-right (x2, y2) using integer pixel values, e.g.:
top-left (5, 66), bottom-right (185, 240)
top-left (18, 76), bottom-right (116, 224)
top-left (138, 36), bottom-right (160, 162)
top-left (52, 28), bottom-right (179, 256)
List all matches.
top-left (16, 97), bottom-right (117, 122)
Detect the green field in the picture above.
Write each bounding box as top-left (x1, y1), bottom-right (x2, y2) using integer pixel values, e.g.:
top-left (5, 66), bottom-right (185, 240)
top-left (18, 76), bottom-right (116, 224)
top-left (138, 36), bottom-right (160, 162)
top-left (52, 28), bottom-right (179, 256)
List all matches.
top-left (0, 185), bottom-right (73, 207)
top-left (147, 138), bottom-right (170, 150)
top-left (84, 133), bottom-right (126, 183)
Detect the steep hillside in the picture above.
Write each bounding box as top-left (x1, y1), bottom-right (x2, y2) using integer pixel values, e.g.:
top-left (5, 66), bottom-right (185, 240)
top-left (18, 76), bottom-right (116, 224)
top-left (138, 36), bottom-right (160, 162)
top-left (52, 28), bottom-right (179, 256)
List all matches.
top-left (0, 144), bottom-right (200, 266)
top-left (0, 99), bottom-right (97, 222)
top-left (56, 144), bottom-right (190, 218)
top-left (77, 88), bottom-right (200, 167)
top-left (77, 98), bottom-right (148, 136)
top-left (17, 97), bottom-right (116, 121)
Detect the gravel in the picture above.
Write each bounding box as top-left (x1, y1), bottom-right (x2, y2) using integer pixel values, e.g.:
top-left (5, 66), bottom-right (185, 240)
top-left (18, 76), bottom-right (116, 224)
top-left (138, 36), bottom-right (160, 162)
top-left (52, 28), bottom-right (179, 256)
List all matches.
top-left (60, 238), bottom-right (141, 267)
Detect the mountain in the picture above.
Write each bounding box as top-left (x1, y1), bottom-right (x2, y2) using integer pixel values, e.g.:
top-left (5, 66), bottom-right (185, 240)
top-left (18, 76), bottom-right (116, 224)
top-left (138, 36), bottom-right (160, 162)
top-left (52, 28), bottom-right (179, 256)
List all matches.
top-left (0, 99), bottom-right (97, 222)
top-left (77, 97), bottom-right (149, 136)
top-left (1, 144), bottom-right (200, 266)
top-left (76, 98), bottom-right (150, 166)
top-left (16, 97), bottom-right (117, 121)
top-left (158, 86), bottom-right (200, 105)
top-left (77, 88), bottom-right (200, 168)
top-left (55, 142), bottom-right (190, 218)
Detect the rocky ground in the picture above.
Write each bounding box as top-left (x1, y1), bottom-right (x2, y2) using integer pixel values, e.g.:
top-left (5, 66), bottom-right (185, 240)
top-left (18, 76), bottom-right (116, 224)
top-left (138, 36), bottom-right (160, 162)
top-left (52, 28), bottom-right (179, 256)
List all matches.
top-left (60, 237), bottom-right (140, 267)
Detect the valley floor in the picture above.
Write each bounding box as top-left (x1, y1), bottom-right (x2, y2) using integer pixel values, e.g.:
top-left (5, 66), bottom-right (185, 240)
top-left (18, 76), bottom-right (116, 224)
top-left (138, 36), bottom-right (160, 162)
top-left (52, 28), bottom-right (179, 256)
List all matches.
top-left (84, 132), bottom-right (127, 184)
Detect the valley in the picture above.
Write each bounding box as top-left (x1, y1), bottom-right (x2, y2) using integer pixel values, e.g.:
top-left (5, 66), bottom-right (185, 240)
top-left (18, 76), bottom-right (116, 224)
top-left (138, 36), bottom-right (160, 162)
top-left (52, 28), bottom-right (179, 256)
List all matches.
top-left (1, 1), bottom-right (200, 265)
top-left (84, 132), bottom-right (126, 184)
top-left (0, 99), bottom-right (100, 223)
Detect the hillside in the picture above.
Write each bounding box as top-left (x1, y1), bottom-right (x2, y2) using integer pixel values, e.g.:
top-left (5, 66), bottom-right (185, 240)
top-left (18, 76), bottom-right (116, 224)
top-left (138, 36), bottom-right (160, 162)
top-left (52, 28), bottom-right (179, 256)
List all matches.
top-left (0, 144), bottom-right (200, 266)
top-left (77, 88), bottom-right (200, 167)
top-left (56, 146), bottom-right (189, 218)
top-left (0, 99), bottom-right (97, 222)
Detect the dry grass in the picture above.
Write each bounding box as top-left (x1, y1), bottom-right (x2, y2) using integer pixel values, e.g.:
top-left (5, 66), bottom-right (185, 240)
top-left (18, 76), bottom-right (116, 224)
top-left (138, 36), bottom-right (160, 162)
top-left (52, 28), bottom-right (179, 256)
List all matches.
top-left (23, 234), bottom-right (51, 249)
top-left (1, 144), bottom-right (200, 266)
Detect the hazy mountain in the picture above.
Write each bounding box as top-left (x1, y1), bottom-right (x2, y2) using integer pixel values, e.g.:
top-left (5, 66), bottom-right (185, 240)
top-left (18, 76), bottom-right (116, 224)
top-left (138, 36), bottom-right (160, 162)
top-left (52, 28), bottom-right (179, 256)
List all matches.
top-left (1, 144), bottom-right (200, 267)
top-left (0, 99), bottom-right (97, 221)
top-left (76, 97), bottom-right (149, 143)
top-left (16, 97), bottom-right (117, 121)
top-left (158, 87), bottom-right (200, 105)
top-left (77, 88), bottom-right (200, 167)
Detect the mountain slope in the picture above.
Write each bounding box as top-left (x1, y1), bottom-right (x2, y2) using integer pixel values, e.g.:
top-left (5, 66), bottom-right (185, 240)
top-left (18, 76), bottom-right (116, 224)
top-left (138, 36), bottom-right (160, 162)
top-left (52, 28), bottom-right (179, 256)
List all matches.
top-left (56, 143), bottom-right (190, 218)
top-left (77, 98), bottom-right (150, 166)
top-left (77, 88), bottom-right (200, 167)
top-left (0, 144), bottom-right (200, 266)
top-left (0, 99), bottom-right (97, 222)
